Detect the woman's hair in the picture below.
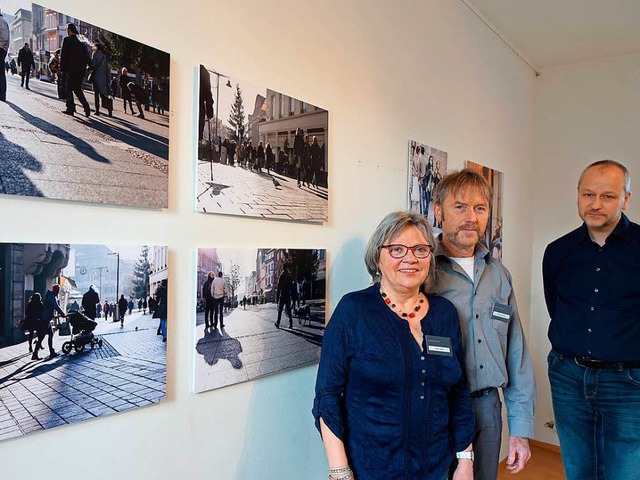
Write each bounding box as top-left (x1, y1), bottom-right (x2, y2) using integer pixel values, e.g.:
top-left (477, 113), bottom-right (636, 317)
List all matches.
top-left (364, 211), bottom-right (436, 290)
top-left (29, 292), bottom-right (42, 303)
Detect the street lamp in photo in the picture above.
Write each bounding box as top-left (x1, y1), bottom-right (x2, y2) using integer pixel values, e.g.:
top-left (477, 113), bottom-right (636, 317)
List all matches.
top-left (108, 252), bottom-right (120, 321)
top-left (208, 68), bottom-right (232, 181)
top-left (93, 266), bottom-right (108, 298)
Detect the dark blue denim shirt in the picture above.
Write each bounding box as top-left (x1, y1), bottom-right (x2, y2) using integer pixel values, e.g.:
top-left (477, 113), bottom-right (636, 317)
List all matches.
top-left (543, 213), bottom-right (640, 361)
top-left (313, 284), bottom-right (474, 480)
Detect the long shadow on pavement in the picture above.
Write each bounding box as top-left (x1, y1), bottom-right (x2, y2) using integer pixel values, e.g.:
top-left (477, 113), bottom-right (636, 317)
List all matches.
top-left (196, 328), bottom-right (243, 369)
top-left (0, 129), bottom-right (44, 197)
top-left (281, 327), bottom-right (323, 347)
top-left (89, 115), bottom-right (169, 160)
top-left (8, 102), bottom-right (111, 164)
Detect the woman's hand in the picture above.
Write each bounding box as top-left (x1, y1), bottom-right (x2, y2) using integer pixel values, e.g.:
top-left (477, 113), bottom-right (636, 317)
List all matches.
top-left (452, 459), bottom-right (473, 480)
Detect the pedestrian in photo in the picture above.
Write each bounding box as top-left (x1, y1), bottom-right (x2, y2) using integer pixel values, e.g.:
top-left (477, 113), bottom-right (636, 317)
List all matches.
top-left (48, 49), bottom-right (60, 82)
top-left (128, 298), bottom-right (133, 315)
top-left (0, 8), bottom-right (9, 102)
top-left (103, 300), bottom-right (109, 321)
top-left (247, 141), bottom-right (255, 171)
top-left (119, 67), bottom-right (134, 114)
top-left (228, 138), bottom-right (237, 166)
top-left (294, 127), bottom-right (304, 187)
top-left (95, 303), bottom-right (101, 319)
top-left (313, 211), bottom-right (474, 480)
top-left (199, 65), bottom-right (213, 142)
top-left (210, 271), bottom-right (229, 330)
top-left (138, 298), bottom-right (143, 312)
top-left (274, 264), bottom-right (293, 329)
top-left (60, 23), bottom-right (91, 117)
top-left (309, 136), bottom-right (322, 188)
top-left (423, 155), bottom-right (435, 217)
top-left (126, 81), bottom-right (147, 119)
top-left (417, 146), bottom-right (428, 214)
top-left (409, 144), bottom-right (420, 212)
top-left (25, 292), bottom-right (43, 356)
top-left (17, 43), bottom-right (34, 90)
top-left (256, 141), bottom-right (265, 173)
top-left (153, 279), bottom-right (168, 342)
top-left (37, 284), bottom-right (66, 359)
top-left (265, 142), bottom-right (274, 175)
top-left (110, 75), bottom-right (118, 98)
top-left (431, 159), bottom-right (443, 228)
top-left (118, 294), bottom-right (128, 327)
top-left (202, 271), bottom-right (215, 328)
top-left (431, 169), bottom-right (536, 479)
top-left (543, 160), bottom-right (638, 480)
top-left (144, 296), bottom-right (150, 315)
top-left (81, 285), bottom-right (100, 320)
top-left (89, 41), bottom-right (113, 117)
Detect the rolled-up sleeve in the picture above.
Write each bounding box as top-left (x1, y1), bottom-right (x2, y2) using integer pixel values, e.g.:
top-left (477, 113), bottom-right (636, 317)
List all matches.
top-left (312, 297), bottom-right (352, 441)
top-left (448, 307), bottom-right (475, 451)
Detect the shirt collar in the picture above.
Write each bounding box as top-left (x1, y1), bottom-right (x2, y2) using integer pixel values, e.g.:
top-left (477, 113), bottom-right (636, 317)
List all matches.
top-left (577, 212), bottom-right (632, 243)
top-left (434, 235), bottom-right (492, 264)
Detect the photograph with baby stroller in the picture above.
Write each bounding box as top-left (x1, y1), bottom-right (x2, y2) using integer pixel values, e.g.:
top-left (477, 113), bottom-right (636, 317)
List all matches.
top-left (0, 242), bottom-right (167, 443)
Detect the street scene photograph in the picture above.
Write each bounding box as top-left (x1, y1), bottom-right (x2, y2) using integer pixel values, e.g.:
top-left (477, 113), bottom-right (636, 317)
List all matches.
top-left (0, 4), bottom-right (170, 208)
top-left (194, 248), bottom-right (326, 393)
top-left (466, 160), bottom-right (504, 262)
top-left (196, 64), bottom-right (329, 223)
top-left (407, 139), bottom-right (448, 235)
top-left (0, 242), bottom-right (168, 442)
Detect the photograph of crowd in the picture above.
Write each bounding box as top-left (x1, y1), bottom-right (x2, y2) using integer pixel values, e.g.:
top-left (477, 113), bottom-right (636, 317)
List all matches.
top-left (466, 161), bottom-right (504, 262)
top-left (407, 140), bottom-right (448, 234)
top-left (0, 4), bottom-right (170, 208)
top-left (194, 248), bottom-right (326, 393)
top-left (0, 243), bottom-right (167, 442)
top-left (196, 64), bottom-right (329, 223)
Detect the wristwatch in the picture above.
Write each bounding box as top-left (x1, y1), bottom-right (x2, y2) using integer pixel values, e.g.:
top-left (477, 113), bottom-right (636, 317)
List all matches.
top-left (456, 451), bottom-right (474, 461)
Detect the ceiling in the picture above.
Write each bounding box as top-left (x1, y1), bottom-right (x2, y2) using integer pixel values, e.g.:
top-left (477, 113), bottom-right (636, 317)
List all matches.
top-left (467, 0), bottom-right (640, 70)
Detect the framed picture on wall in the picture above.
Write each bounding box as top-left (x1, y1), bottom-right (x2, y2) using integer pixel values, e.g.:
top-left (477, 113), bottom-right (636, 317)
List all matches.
top-left (0, 243), bottom-right (167, 442)
top-left (194, 248), bottom-right (326, 393)
top-left (0, 3), bottom-right (170, 209)
top-left (195, 64), bottom-right (329, 223)
top-left (466, 161), bottom-right (504, 262)
top-left (407, 140), bottom-right (448, 235)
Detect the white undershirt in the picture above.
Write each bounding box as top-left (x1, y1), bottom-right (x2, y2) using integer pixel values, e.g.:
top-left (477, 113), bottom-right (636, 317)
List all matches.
top-left (450, 256), bottom-right (475, 281)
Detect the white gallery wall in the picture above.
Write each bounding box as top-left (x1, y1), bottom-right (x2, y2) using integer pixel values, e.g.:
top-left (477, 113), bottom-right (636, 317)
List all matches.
top-left (532, 52), bottom-right (640, 445)
top-left (0, 0), bottom-right (537, 478)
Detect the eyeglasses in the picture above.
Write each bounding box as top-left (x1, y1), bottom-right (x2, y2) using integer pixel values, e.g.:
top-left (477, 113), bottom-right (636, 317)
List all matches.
top-left (380, 244), bottom-right (433, 259)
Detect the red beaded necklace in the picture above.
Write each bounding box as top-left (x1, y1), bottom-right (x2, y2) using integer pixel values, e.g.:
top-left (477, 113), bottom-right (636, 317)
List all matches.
top-left (380, 290), bottom-right (424, 318)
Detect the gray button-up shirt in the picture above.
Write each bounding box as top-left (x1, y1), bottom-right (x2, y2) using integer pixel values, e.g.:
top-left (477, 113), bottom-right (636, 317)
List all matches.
top-left (431, 240), bottom-right (536, 438)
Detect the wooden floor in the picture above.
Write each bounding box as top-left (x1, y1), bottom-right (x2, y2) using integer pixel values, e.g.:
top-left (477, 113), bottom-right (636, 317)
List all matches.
top-left (497, 440), bottom-right (565, 480)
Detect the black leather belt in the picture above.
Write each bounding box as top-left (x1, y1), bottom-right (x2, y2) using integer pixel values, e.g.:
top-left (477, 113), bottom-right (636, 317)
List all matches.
top-left (470, 387), bottom-right (496, 399)
top-left (575, 357), bottom-right (640, 369)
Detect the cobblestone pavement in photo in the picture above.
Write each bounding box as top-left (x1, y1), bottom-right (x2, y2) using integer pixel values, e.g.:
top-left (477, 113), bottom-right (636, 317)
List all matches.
top-left (0, 311), bottom-right (166, 442)
top-left (196, 160), bottom-right (328, 223)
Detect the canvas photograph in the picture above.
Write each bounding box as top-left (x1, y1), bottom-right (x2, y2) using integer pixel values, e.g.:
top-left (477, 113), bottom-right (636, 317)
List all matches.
top-left (0, 3), bottom-right (170, 208)
top-left (196, 64), bottom-right (328, 223)
top-left (0, 243), bottom-right (167, 442)
top-left (466, 161), bottom-right (504, 262)
top-left (194, 248), bottom-right (325, 393)
top-left (407, 140), bottom-right (448, 234)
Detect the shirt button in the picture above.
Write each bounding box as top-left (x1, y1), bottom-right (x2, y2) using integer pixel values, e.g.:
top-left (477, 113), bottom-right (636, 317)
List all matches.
top-left (475, 314), bottom-right (479, 319)
top-left (478, 339), bottom-right (482, 344)
top-left (590, 306), bottom-right (595, 311)
top-left (479, 365), bottom-right (484, 369)
top-left (588, 350), bottom-right (592, 355)
top-left (594, 288), bottom-right (599, 293)
top-left (421, 382), bottom-right (425, 386)
top-left (596, 268), bottom-right (601, 272)
top-left (422, 369), bottom-right (426, 374)
top-left (421, 356), bottom-right (425, 361)
top-left (588, 328), bottom-right (592, 333)
top-left (420, 395), bottom-right (424, 400)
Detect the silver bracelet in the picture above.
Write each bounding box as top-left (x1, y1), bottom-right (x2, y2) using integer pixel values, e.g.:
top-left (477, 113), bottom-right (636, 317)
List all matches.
top-left (328, 466), bottom-right (353, 480)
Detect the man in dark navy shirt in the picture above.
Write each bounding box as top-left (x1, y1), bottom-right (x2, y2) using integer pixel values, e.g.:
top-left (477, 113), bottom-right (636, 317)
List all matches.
top-left (543, 160), bottom-right (639, 480)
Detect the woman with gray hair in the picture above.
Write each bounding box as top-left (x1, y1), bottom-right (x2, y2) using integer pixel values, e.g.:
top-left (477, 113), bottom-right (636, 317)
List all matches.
top-left (313, 211), bottom-right (474, 480)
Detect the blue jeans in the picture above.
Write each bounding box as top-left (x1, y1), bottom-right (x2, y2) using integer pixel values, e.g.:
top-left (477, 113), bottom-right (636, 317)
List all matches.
top-left (548, 350), bottom-right (640, 480)
top-left (0, 48), bottom-right (7, 101)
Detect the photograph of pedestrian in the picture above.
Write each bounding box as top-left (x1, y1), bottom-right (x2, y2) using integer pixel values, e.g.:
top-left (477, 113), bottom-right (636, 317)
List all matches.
top-left (0, 242), bottom-right (167, 442)
top-left (194, 248), bottom-right (326, 393)
top-left (0, 4), bottom-right (170, 208)
top-left (407, 140), bottom-right (448, 234)
top-left (196, 64), bottom-right (329, 223)
top-left (466, 160), bottom-right (504, 262)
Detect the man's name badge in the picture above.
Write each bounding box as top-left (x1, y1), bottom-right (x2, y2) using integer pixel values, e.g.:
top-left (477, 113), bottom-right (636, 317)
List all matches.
top-left (491, 302), bottom-right (512, 322)
top-left (425, 335), bottom-right (453, 357)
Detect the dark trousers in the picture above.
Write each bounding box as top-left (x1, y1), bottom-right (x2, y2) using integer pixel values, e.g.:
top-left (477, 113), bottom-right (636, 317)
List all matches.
top-left (20, 67), bottom-right (31, 88)
top-left (276, 297), bottom-right (292, 328)
top-left (0, 48), bottom-right (7, 101)
top-left (213, 297), bottom-right (224, 327)
top-left (204, 298), bottom-right (214, 326)
top-left (65, 73), bottom-right (90, 114)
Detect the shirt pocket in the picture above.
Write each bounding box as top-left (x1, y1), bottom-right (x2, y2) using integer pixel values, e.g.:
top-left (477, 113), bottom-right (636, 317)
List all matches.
top-left (490, 295), bottom-right (511, 337)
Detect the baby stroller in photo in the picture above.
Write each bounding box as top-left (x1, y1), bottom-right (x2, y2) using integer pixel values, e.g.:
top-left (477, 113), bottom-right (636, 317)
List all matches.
top-left (61, 311), bottom-right (103, 354)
